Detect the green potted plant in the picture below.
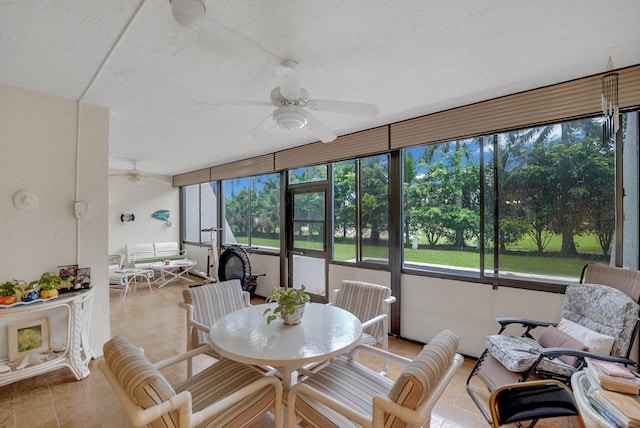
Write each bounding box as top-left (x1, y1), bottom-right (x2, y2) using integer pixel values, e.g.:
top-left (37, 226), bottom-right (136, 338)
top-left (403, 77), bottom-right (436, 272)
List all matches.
top-left (29, 272), bottom-right (64, 299)
top-left (263, 286), bottom-right (311, 325)
top-left (0, 279), bottom-right (26, 305)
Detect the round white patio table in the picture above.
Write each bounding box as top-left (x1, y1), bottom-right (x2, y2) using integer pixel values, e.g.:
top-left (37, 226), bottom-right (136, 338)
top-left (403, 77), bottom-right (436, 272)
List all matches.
top-left (209, 303), bottom-right (362, 389)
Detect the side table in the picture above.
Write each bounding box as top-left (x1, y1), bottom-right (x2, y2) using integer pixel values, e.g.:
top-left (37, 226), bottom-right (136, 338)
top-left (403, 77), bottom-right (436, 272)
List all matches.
top-left (571, 371), bottom-right (616, 428)
top-left (109, 268), bottom-right (154, 301)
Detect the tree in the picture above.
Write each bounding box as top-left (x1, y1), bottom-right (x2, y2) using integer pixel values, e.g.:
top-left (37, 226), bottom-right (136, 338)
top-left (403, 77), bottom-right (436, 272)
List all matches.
top-left (333, 161), bottom-right (356, 239)
top-left (403, 151), bottom-right (418, 247)
top-left (251, 175), bottom-right (280, 235)
top-left (360, 156), bottom-right (389, 243)
top-left (411, 140), bottom-right (479, 249)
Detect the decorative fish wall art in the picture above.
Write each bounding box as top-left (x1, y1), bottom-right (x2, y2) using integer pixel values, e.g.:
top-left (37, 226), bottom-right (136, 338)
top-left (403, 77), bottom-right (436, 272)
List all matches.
top-left (151, 210), bottom-right (172, 227)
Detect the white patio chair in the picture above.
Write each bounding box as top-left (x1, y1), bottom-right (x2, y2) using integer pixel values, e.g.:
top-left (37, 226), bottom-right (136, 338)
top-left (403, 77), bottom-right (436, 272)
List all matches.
top-left (100, 335), bottom-right (282, 428)
top-left (287, 329), bottom-right (462, 428)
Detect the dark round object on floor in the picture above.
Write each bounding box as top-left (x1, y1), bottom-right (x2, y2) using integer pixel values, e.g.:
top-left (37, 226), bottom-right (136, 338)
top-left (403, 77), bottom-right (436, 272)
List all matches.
top-left (218, 245), bottom-right (256, 294)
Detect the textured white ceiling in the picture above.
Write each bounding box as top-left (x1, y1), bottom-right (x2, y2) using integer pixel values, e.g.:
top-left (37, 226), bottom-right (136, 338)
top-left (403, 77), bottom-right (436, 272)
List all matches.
top-left (2, 0), bottom-right (640, 175)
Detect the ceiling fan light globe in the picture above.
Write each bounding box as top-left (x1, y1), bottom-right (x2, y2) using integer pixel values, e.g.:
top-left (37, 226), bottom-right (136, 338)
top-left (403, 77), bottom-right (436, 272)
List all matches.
top-left (170, 0), bottom-right (206, 31)
top-left (273, 107), bottom-right (307, 130)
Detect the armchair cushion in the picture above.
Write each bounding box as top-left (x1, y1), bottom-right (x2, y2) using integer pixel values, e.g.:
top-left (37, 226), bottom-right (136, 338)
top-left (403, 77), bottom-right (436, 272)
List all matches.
top-left (388, 329), bottom-right (459, 411)
top-left (556, 317), bottom-right (615, 356)
top-left (562, 282), bottom-right (638, 357)
top-left (486, 334), bottom-right (575, 376)
top-left (538, 325), bottom-right (588, 367)
top-left (103, 336), bottom-right (177, 427)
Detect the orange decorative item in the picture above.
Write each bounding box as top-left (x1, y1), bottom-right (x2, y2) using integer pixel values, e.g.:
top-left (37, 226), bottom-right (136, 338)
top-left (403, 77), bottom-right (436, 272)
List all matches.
top-left (0, 279), bottom-right (25, 305)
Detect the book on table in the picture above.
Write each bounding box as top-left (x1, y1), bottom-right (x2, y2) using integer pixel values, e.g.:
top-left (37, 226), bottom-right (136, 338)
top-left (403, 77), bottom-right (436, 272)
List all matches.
top-left (588, 358), bottom-right (637, 378)
top-left (591, 389), bottom-right (640, 428)
top-left (585, 358), bottom-right (640, 395)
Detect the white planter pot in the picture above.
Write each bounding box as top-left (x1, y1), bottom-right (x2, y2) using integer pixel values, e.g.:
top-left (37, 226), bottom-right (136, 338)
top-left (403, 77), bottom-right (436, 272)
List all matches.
top-left (283, 304), bottom-right (306, 325)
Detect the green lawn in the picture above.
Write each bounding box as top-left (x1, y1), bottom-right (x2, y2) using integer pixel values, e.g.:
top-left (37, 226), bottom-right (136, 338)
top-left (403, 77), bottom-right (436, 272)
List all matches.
top-left (232, 234), bottom-right (606, 280)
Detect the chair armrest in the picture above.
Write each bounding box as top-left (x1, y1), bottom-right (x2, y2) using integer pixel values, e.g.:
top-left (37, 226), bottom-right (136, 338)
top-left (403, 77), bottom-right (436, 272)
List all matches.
top-left (538, 347), bottom-right (639, 368)
top-left (153, 345), bottom-right (212, 370)
top-left (496, 317), bottom-right (554, 329)
top-left (385, 296), bottom-right (396, 305)
top-left (495, 317), bottom-right (554, 337)
top-left (347, 344), bottom-right (413, 366)
top-left (242, 290), bottom-right (251, 307)
top-left (361, 313), bottom-right (386, 330)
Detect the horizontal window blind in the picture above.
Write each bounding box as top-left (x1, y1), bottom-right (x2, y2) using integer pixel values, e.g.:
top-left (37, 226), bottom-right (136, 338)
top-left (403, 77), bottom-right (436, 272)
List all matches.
top-left (275, 126), bottom-right (388, 171)
top-left (391, 64), bottom-right (640, 149)
top-left (210, 153), bottom-right (275, 181)
top-left (172, 168), bottom-right (210, 187)
top-left (173, 64), bottom-right (640, 184)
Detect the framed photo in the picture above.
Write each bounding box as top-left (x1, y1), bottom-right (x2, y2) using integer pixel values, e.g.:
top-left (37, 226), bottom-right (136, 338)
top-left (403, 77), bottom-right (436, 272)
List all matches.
top-left (7, 317), bottom-right (50, 362)
top-left (58, 264), bottom-right (78, 292)
top-left (76, 267), bottom-right (91, 289)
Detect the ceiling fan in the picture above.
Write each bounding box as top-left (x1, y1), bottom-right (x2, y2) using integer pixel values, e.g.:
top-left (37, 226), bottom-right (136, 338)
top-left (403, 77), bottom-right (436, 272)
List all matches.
top-left (109, 160), bottom-right (170, 186)
top-left (219, 60), bottom-right (379, 143)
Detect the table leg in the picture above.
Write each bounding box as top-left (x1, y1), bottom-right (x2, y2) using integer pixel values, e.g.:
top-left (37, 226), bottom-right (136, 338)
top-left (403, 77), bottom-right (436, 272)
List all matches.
top-left (280, 367), bottom-right (296, 390)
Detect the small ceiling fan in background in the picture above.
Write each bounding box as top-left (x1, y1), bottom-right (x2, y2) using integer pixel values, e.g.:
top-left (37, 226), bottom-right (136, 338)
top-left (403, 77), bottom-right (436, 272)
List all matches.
top-left (109, 160), bottom-right (170, 185)
top-left (212, 60), bottom-right (379, 143)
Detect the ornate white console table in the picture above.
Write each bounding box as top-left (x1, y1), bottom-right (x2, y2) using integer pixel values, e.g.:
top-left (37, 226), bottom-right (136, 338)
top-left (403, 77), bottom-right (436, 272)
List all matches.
top-left (0, 288), bottom-right (94, 386)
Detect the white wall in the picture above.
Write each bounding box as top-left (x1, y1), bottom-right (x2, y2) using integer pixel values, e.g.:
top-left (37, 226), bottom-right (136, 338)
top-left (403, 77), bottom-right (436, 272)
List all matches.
top-left (326, 263), bottom-right (565, 358)
top-left (0, 83), bottom-right (109, 356)
top-left (108, 177), bottom-right (179, 263)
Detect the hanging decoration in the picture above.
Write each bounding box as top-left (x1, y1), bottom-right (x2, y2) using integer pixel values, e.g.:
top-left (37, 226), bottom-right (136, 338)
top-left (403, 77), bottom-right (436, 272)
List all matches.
top-left (151, 210), bottom-right (172, 227)
top-left (601, 56), bottom-right (619, 141)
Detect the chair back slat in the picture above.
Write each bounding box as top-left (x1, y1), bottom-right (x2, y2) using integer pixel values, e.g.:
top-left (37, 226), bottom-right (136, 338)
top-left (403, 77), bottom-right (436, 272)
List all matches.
top-left (183, 279), bottom-right (247, 345)
top-left (335, 280), bottom-right (391, 343)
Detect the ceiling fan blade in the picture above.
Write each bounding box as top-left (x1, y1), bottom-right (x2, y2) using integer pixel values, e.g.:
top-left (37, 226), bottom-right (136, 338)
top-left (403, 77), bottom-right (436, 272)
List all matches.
top-left (306, 99), bottom-right (379, 117)
top-left (246, 112), bottom-right (275, 139)
top-left (275, 60), bottom-right (300, 101)
top-left (302, 110), bottom-right (337, 143)
top-left (197, 100), bottom-right (273, 107)
top-left (147, 176), bottom-right (171, 186)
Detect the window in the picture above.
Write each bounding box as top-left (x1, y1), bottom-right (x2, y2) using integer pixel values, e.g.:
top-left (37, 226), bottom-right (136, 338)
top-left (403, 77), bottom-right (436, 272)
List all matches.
top-left (403, 116), bottom-right (617, 284)
top-left (493, 118), bottom-right (614, 281)
top-left (181, 182), bottom-right (218, 244)
top-left (403, 139), bottom-right (480, 272)
top-left (289, 165), bottom-right (327, 184)
top-left (223, 173), bottom-right (280, 249)
top-left (332, 155), bottom-right (389, 264)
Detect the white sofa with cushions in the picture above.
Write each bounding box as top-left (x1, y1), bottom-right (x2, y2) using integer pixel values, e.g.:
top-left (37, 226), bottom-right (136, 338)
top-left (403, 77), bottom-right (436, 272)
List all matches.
top-left (126, 242), bottom-right (187, 268)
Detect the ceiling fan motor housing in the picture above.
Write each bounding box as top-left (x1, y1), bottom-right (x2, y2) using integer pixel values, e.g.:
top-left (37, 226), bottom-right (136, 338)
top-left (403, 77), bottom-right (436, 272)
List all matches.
top-left (273, 106), bottom-right (307, 130)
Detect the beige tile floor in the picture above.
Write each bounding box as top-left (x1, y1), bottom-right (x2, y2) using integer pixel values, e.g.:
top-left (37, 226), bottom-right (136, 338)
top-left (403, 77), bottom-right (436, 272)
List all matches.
top-left (0, 276), bottom-right (582, 427)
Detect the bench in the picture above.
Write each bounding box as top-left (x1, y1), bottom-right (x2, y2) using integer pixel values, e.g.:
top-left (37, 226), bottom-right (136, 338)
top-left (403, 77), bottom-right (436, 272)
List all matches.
top-left (126, 242), bottom-right (187, 268)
